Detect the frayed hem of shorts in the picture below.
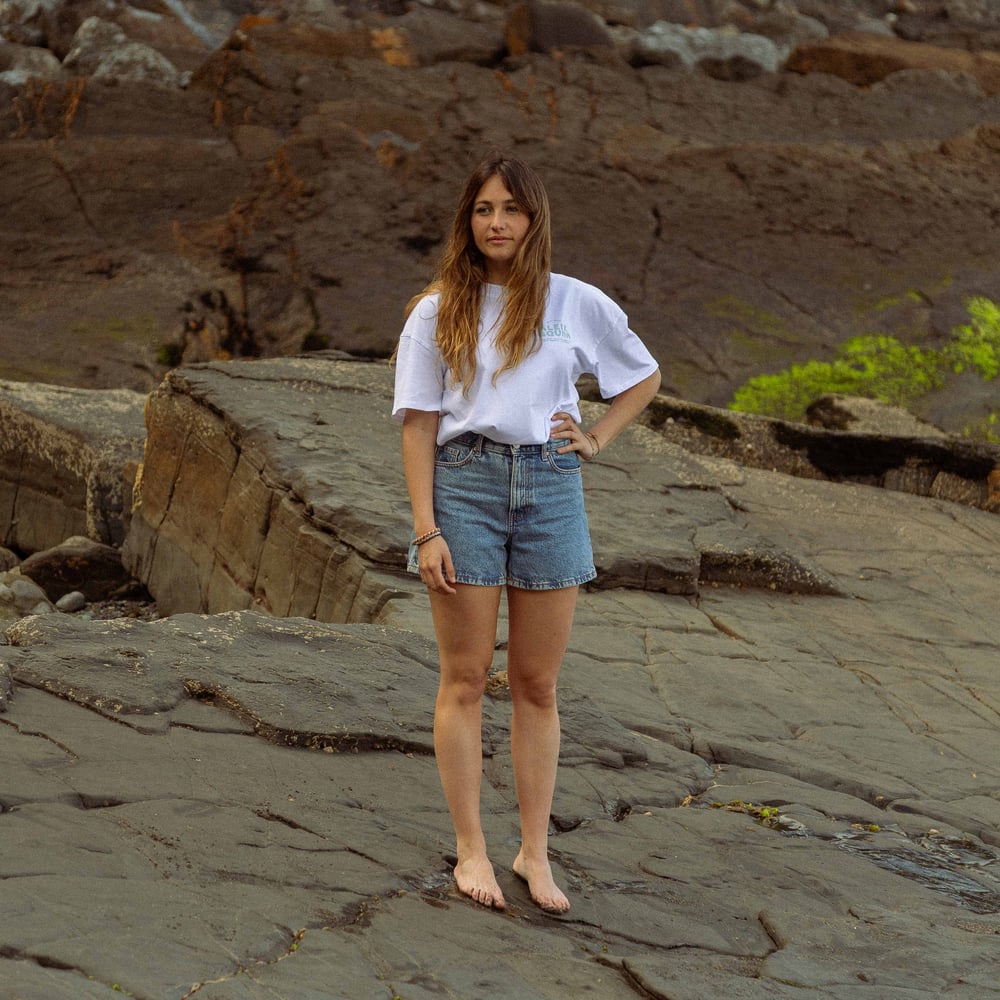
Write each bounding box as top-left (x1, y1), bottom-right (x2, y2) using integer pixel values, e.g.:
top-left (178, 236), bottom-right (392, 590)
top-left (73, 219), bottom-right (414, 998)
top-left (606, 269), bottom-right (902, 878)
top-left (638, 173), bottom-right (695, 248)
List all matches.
top-left (406, 567), bottom-right (597, 590)
top-left (505, 571), bottom-right (597, 591)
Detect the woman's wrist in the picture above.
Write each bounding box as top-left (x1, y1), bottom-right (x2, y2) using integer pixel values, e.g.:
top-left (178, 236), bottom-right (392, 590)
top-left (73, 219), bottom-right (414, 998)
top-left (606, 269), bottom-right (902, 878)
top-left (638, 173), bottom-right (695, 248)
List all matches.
top-left (413, 526), bottom-right (443, 546)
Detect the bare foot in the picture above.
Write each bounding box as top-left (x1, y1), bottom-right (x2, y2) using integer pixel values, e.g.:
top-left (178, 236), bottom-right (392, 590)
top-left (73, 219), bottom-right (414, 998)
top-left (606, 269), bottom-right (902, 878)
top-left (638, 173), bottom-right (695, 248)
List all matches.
top-left (454, 856), bottom-right (505, 910)
top-left (512, 853), bottom-right (570, 914)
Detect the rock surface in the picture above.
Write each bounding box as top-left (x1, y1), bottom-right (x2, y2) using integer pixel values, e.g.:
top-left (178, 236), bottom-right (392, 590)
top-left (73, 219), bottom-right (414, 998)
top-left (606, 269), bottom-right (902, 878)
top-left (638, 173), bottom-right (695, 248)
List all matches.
top-left (3, 447), bottom-right (999, 996)
top-left (0, 379), bottom-right (146, 551)
top-left (1, 2), bottom-right (999, 996)
top-left (123, 356), bottom-right (855, 619)
top-left (1, 0), bottom-right (999, 438)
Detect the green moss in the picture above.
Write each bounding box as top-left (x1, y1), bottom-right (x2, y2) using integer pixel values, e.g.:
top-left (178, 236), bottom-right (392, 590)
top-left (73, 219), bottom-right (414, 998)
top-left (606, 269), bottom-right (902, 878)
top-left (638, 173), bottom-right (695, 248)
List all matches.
top-left (864, 289), bottom-right (925, 314)
top-left (155, 342), bottom-right (183, 368)
top-left (68, 315), bottom-right (161, 346)
top-left (729, 334), bottom-right (945, 423)
top-left (0, 361), bottom-right (78, 382)
top-left (706, 295), bottom-right (799, 345)
top-left (961, 411), bottom-right (1000, 444)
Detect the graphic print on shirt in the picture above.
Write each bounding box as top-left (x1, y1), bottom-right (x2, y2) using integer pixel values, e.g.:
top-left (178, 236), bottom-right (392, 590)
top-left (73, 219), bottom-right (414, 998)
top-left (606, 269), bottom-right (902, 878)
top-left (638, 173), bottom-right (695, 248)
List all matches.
top-left (540, 321), bottom-right (571, 342)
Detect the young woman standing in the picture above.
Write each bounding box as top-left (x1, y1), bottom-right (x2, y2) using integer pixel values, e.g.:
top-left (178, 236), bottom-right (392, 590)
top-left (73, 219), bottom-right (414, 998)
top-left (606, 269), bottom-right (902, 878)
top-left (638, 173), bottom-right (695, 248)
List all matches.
top-left (393, 152), bottom-right (660, 913)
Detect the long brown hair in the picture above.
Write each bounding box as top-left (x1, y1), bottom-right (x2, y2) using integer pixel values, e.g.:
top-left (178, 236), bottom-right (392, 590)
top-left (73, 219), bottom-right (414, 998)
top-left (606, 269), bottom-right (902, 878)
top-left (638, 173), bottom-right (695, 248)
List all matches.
top-left (405, 151), bottom-right (552, 393)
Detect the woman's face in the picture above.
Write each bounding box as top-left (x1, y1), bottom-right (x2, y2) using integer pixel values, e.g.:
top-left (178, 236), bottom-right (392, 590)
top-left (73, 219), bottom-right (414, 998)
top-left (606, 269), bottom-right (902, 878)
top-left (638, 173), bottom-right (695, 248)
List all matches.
top-left (470, 174), bottom-right (531, 284)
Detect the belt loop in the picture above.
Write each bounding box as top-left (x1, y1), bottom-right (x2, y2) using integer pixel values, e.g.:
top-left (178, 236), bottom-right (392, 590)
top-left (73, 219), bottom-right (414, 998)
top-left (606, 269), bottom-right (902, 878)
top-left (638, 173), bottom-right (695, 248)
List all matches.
top-left (474, 434), bottom-right (484, 456)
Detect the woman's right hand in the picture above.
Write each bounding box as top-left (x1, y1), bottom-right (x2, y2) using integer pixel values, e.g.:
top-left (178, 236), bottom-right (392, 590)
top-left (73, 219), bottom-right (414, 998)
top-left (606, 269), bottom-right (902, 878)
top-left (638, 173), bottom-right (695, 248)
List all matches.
top-left (419, 536), bottom-right (457, 595)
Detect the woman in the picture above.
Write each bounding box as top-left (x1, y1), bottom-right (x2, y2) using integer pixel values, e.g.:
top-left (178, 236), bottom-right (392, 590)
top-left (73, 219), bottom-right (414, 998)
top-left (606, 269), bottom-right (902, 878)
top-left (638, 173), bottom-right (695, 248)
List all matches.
top-left (393, 151), bottom-right (660, 914)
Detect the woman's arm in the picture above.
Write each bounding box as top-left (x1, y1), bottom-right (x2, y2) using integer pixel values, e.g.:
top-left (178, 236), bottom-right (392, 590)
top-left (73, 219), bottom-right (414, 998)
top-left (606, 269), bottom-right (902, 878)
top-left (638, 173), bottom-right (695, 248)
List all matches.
top-left (587, 368), bottom-right (661, 453)
top-left (552, 368), bottom-right (661, 460)
top-left (401, 408), bottom-right (456, 594)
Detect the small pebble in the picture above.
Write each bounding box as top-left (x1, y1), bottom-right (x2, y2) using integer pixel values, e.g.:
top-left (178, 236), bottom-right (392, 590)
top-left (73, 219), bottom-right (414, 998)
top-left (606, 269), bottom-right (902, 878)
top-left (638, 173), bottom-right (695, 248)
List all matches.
top-left (56, 591), bottom-right (88, 613)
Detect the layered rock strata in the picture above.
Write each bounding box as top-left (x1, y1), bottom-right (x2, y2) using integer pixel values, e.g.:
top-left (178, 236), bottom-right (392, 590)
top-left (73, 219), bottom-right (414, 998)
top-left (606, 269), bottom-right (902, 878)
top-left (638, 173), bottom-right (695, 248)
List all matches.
top-left (0, 379), bottom-right (146, 551)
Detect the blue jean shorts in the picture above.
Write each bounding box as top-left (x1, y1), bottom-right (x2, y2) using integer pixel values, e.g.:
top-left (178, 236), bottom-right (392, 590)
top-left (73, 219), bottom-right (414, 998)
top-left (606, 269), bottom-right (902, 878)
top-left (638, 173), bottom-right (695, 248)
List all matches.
top-left (407, 432), bottom-right (597, 590)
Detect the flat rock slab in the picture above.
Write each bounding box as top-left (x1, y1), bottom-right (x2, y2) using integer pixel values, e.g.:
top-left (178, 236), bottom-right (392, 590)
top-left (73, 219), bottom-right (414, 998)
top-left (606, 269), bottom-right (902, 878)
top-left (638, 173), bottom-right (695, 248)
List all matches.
top-left (123, 356), bottom-right (842, 620)
top-left (3, 441), bottom-right (1000, 1000)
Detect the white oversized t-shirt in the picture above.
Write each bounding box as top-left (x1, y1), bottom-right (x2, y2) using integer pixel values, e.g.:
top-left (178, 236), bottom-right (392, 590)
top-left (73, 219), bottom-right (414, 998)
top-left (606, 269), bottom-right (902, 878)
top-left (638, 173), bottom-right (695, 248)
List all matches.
top-left (392, 273), bottom-right (659, 445)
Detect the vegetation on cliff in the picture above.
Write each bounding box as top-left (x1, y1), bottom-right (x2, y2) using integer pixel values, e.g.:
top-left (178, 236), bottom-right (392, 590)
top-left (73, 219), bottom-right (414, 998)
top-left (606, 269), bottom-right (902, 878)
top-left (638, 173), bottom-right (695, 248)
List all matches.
top-left (729, 297), bottom-right (1000, 440)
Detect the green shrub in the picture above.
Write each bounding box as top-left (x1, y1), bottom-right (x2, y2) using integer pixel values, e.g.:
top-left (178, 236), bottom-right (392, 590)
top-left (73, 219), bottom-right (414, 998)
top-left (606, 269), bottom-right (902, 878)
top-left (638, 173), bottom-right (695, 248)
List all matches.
top-left (729, 334), bottom-right (946, 423)
top-left (947, 296), bottom-right (1000, 380)
top-left (728, 297), bottom-right (999, 429)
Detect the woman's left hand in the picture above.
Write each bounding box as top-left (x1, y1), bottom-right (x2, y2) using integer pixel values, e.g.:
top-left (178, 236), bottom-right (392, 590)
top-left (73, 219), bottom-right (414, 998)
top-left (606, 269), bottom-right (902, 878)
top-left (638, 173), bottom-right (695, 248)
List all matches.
top-left (550, 412), bottom-right (599, 461)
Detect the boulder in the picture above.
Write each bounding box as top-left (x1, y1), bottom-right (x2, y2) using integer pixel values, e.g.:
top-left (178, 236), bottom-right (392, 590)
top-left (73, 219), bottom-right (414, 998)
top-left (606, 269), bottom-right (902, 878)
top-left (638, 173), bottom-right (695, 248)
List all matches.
top-left (632, 22), bottom-right (784, 78)
top-left (506, 0), bottom-right (616, 56)
top-left (0, 39), bottom-right (62, 85)
top-left (54, 590), bottom-right (86, 612)
top-left (787, 30), bottom-right (1000, 94)
top-left (63, 16), bottom-right (183, 87)
top-left (0, 571), bottom-right (55, 619)
top-left (18, 535), bottom-right (136, 602)
top-left (0, 380), bottom-right (147, 552)
top-left (121, 357), bottom-right (423, 620)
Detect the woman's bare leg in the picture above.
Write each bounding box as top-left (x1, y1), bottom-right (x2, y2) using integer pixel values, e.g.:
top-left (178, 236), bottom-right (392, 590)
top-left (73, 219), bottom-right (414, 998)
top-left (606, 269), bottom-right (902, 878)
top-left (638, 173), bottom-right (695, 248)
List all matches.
top-left (506, 584), bottom-right (578, 913)
top-left (429, 583), bottom-right (505, 908)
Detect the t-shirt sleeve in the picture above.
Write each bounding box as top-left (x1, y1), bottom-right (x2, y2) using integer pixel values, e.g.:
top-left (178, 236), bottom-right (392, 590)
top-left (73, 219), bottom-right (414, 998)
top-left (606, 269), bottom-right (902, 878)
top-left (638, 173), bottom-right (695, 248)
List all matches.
top-left (392, 296), bottom-right (446, 421)
top-left (590, 307), bottom-right (659, 399)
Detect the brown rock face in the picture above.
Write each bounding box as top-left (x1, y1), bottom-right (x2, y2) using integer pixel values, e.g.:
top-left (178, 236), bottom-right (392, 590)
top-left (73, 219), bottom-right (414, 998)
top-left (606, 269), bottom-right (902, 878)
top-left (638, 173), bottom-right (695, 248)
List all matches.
top-left (787, 30), bottom-right (1000, 93)
top-left (1, 1), bottom-right (999, 438)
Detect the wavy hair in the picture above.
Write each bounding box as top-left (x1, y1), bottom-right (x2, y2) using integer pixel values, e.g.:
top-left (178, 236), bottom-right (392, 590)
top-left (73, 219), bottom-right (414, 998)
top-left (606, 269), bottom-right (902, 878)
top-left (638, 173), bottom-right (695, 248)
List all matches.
top-left (405, 151), bottom-right (552, 393)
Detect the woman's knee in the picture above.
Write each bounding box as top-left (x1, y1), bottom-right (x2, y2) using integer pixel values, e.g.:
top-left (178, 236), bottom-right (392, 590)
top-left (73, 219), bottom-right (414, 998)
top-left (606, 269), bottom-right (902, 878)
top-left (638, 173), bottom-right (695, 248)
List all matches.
top-left (508, 674), bottom-right (558, 710)
top-left (439, 663), bottom-right (491, 704)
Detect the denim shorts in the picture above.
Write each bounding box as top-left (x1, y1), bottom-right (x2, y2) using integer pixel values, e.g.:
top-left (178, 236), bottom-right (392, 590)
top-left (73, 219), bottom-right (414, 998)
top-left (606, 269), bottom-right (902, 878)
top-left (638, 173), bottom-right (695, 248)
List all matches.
top-left (407, 432), bottom-right (597, 590)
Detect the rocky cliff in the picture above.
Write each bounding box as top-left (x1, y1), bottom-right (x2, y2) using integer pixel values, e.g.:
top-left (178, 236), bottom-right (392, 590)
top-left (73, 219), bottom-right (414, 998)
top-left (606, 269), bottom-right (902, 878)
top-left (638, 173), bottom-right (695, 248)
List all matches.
top-left (2, 0), bottom-right (999, 436)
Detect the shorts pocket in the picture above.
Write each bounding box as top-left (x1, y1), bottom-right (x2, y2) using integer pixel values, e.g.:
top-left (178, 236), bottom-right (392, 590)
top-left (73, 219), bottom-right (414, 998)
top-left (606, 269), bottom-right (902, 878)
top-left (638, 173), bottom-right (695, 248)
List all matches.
top-left (435, 440), bottom-right (477, 468)
top-left (544, 442), bottom-right (582, 475)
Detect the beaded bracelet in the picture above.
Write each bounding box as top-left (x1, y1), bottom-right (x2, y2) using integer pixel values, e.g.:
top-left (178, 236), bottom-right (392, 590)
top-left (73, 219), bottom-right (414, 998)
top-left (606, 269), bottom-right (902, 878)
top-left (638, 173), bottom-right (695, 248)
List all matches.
top-left (413, 528), bottom-right (442, 546)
